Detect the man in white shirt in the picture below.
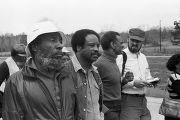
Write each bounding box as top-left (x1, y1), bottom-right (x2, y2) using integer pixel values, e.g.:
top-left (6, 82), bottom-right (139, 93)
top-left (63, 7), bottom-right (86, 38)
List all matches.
top-left (116, 28), bottom-right (153, 120)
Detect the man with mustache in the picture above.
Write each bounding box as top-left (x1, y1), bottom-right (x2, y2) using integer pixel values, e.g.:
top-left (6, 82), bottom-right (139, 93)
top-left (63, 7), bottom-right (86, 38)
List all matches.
top-left (3, 21), bottom-right (67, 120)
top-left (61, 29), bottom-right (104, 120)
top-left (116, 28), bottom-right (153, 120)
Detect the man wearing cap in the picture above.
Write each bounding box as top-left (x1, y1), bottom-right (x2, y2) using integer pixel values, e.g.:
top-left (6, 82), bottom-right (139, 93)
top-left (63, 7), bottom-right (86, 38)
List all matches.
top-left (0, 44), bottom-right (26, 118)
top-left (2, 21), bottom-right (67, 120)
top-left (116, 28), bottom-right (153, 120)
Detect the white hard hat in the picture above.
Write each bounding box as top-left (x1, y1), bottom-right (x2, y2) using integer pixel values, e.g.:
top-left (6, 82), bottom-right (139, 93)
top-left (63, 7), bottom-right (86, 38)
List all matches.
top-left (27, 21), bottom-right (60, 45)
top-left (26, 21), bottom-right (65, 57)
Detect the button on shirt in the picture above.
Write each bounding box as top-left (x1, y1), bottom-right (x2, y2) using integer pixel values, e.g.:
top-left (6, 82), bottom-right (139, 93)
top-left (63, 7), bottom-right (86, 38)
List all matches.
top-left (71, 55), bottom-right (101, 120)
top-left (116, 48), bottom-right (152, 95)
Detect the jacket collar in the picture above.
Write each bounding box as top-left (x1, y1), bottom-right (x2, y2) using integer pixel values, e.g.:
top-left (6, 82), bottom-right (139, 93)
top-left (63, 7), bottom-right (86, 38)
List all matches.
top-left (22, 58), bottom-right (65, 79)
top-left (22, 58), bottom-right (37, 78)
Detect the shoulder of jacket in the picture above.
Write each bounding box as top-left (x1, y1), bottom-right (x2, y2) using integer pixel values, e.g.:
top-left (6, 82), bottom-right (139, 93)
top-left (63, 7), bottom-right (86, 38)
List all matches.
top-left (93, 58), bottom-right (107, 68)
top-left (7, 70), bottom-right (23, 85)
top-left (139, 51), bottom-right (146, 56)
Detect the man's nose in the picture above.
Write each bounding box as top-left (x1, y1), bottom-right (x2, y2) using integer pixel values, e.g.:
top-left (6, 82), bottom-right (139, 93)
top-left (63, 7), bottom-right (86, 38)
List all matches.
top-left (56, 42), bottom-right (64, 50)
top-left (93, 45), bottom-right (99, 51)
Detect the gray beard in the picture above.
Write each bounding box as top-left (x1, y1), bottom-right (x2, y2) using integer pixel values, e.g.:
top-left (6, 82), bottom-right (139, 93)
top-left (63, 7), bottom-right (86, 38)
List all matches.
top-left (37, 53), bottom-right (65, 72)
top-left (40, 58), bottom-right (63, 71)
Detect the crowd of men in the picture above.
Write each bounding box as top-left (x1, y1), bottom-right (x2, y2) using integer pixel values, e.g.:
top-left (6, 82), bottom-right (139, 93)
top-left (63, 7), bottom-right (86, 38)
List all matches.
top-left (0, 21), bottom-right (158, 120)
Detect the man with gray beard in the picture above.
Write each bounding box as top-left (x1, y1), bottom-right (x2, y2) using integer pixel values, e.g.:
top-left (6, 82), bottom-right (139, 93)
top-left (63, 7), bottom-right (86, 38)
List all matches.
top-left (2, 21), bottom-right (67, 120)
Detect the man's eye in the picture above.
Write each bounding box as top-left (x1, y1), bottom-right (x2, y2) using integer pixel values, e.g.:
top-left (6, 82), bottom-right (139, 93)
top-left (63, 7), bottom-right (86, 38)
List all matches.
top-left (89, 44), bottom-right (94, 46)
top-left (50, 36), bottom-right (60, 42)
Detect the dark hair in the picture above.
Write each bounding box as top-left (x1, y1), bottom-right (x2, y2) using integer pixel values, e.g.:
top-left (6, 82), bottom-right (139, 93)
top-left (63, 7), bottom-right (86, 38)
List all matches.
top-left (71, 29), bottom-right (100, 53)
top-left (166, 54), bottom-right (180, 72)
top-left (101, 31), bottom-right (120, 50)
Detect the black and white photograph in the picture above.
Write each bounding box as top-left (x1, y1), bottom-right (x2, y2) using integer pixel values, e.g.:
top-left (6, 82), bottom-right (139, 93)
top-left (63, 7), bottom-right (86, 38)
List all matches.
top-left (0, 0), bottom-right (180, 120)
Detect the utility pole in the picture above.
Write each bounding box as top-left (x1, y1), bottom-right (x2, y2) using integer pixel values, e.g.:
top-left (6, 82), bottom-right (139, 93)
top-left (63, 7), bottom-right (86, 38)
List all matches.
top-left (160, 20), bottom-right (162, 51)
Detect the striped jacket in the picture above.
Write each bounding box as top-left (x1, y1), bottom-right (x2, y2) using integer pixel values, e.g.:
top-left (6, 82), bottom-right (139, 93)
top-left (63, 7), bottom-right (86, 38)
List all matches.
top-left (167, 73), bottom-right (180, 99)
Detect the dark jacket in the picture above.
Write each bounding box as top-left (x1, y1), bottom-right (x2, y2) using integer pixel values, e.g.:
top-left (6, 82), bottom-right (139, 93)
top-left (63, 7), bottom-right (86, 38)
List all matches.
top-left (0, 61), bottom-right (9, 84)
top-left (94, 51), bottom-right (122, 103)
top-left (2, 58), bottom-right (103, 120)
top-left (62, 60), bottom-right (103, 120)
top-left (2, 58), bottom-right (68, 120)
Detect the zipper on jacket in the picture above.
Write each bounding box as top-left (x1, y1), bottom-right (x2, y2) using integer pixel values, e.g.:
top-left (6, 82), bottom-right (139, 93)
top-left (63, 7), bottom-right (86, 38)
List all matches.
top-left (36, 75), bottom-right (61, 120)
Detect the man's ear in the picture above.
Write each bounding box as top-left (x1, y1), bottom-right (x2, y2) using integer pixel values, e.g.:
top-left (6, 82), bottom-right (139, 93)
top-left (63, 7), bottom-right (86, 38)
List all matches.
top-left (31, 44), bottom-right (39, 52)
top-left (110, 41), bottom-right (115, 49)
top-left (127, 37), bottom-right (130, 43)
top-left (76, 46), bottom-right (82, 52)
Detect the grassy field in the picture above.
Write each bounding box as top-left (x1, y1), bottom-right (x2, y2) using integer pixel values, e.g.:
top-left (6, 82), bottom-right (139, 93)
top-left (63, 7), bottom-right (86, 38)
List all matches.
top-left (145, 56), bottom-right (170, 98)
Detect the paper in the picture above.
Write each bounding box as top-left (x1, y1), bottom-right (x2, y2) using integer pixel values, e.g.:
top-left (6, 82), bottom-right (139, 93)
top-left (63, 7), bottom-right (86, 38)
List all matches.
top-left (147, 77), bottom-right (160, 83)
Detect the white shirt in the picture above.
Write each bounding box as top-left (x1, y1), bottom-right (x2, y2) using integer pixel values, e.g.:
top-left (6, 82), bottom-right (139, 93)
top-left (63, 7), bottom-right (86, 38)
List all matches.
top-left (116, 48), bottom-right (152, 94)
top-left (5, 57), bottom-right (19, 76)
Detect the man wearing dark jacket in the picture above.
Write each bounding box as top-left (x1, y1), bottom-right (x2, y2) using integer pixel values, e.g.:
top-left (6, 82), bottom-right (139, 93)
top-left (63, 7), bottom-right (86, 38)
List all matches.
top-left (94, 31), bottom-right (133, 120)
top-left (2, 21), bottom-right (67, 120)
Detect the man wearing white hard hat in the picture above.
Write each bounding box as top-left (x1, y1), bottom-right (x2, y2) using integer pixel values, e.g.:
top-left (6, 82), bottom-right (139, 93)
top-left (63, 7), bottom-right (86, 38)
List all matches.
top-left (3, 21), bottom-right (68, 120)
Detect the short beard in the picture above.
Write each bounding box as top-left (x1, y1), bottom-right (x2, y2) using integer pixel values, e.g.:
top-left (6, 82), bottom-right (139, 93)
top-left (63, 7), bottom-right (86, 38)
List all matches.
top-left (128, 44), bottom-right (141, 54)
top-left (37, 52), bottom-right (65, 72)
top-left (128, 47), bottom-right (139, 53)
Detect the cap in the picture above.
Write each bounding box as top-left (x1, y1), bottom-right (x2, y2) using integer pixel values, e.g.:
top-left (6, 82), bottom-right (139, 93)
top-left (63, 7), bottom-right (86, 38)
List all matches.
top-left (27, 21), bottom-right (60, 45)
top-left (129, 28), bottom-right (145, 41)
top-left (11, 44), bottom-right (26, 57)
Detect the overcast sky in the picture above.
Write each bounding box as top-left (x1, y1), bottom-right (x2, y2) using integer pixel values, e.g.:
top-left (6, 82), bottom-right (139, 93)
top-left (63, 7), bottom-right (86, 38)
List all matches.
top-left (0, 0), bottom-right (180, 34)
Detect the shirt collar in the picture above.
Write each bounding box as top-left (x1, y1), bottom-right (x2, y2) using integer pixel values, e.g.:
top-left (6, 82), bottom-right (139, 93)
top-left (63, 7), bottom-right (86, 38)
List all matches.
top-left (25, 57), bottom-right (38, 70)
top-left (71, 55), bottom-right (98, 73)
top-left (24, 57), bottom-right (62, 79)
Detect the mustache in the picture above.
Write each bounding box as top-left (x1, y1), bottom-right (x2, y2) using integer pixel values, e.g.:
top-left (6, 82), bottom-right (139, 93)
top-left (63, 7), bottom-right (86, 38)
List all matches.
top-left (131, 45), bottom-right (138, 48)
top-left (47, 52), bottom-right (64, 59)
top-left (132, 45), bottom-right (138, 47)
